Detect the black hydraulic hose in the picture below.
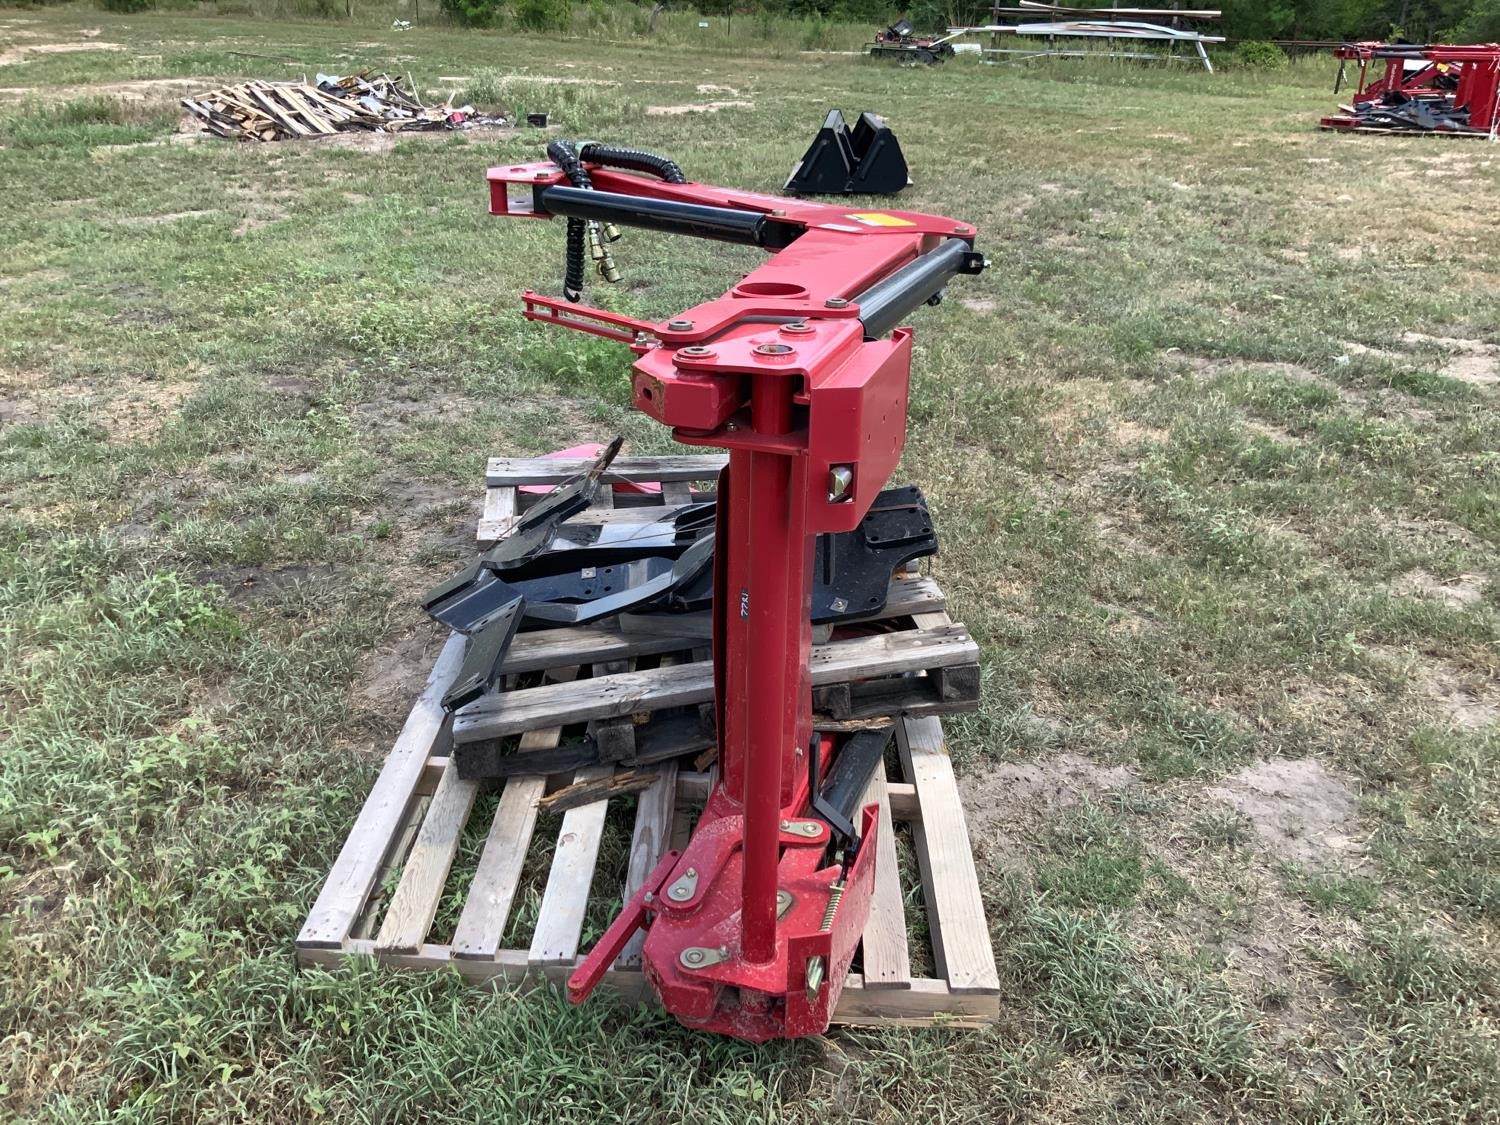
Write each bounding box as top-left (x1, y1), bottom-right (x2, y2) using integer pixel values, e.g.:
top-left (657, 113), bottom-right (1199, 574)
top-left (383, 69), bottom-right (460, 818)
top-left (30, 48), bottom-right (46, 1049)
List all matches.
top-left (577, 143), bottom-right (688, 185)
top-left (547, 140), bottom-right (593, 300)
top-left (546, 141), bottom-right (690, 298)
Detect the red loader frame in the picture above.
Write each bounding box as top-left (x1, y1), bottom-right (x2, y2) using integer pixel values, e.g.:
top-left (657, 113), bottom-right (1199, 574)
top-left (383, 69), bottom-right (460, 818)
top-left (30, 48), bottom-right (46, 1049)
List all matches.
top-left (485, 150), bottom-right (984, 1040)
top-left (1321, 41), bottom-right (1500, 135)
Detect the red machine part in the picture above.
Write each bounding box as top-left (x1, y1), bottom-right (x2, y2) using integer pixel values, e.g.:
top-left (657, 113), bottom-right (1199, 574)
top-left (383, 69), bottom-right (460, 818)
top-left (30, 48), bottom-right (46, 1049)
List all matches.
top-left (486, 155), bottom-right (981, 1040)
top-left (1321, 41), bottom-right (1500, 134)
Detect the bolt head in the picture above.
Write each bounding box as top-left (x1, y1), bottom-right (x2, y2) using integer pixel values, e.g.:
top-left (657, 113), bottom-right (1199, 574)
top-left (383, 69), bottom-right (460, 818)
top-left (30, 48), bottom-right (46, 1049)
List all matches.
top-left (825, 297), bottom-right (849, 309)
top-left (667, 319), bottom-right (694, 331)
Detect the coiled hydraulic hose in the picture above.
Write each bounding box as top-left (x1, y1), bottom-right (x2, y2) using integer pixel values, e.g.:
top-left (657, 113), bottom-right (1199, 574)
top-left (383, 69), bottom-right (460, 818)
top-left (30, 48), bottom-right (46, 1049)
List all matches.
top-left (546, 140), bottom-right (594, 300)
top-left (577, 144), bottom-right (688, 185)
top-left (546, 141), bottom-right (690, 299)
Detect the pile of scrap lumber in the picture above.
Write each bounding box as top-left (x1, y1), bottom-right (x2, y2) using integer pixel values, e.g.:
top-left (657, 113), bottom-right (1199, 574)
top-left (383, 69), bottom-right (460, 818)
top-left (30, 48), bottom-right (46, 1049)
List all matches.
top-left (181, 72), bottom-right (505, 142)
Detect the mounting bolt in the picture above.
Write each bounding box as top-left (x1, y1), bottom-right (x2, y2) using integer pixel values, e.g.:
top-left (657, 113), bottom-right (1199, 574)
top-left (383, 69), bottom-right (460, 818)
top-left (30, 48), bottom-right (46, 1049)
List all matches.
top-left (825, 297), bottom-right (849, 309)
top-left (780, 322), bottom-right (814, 336)
top-left (667, 319), bottom-right (694, 331)
top-left (828, 465), bottom-right (854, 502)
top-left (753, 342), bottom-right (794, 357)
top-left (805, 955), bottom-right (826, 1002)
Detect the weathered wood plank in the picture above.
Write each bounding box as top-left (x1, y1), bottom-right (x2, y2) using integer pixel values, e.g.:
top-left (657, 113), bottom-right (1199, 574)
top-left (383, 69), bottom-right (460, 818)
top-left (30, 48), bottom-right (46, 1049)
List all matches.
top-left (896, 715), bottom-right (1000, 995)
top-left (502, 575), bottom-right (944, 673)
top-left (298, 945), bottom-right (998, 1027)
top-left (618, 762), bottom-right (676, 968)
top-left (858, 765), bottom-right (912, 990)
top-left (456, 623), bottom-right (978, 744)
top-left (487, 454), bottom-right (728, 487)
top-left (476, 486), bottom-right (518, 545)
top-left (374, 761), bottom-right (479, 953)
top-left (527, 765), bottom-right (613, 967)
top-left (450, 669), bottom-right (578, 959)
top-left (298, 633), bottom-right (465, 950)
top-left (449, 774), bottom-right (545, 960)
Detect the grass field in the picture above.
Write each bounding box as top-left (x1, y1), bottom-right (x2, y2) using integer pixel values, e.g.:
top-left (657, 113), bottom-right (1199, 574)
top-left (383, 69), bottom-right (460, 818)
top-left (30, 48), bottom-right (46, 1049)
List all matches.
top-left (2, 8), bottom-right (1498, 1122)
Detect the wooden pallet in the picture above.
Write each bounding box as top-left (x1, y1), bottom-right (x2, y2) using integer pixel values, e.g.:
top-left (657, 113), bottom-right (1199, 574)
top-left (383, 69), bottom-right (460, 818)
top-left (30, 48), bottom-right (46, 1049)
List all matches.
top-left (478, 453), bottom-right (727, 546)
top-left (298, 458), bottom-right (1000, 1028)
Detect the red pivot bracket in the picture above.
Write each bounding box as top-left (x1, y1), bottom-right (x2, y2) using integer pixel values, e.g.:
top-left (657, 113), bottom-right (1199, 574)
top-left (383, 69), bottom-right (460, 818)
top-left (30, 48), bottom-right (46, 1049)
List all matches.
top-left (566, 848), bottom-right (681, 1004)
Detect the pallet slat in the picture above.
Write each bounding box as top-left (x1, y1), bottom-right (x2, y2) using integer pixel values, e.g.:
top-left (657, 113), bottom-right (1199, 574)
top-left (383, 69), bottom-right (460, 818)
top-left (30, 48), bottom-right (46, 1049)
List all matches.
top-left (897, 715), bottom-right (1000, 996)
top-left (450, 774), bottom-right (545, 959)
top-left (477, 485), bottom-right (518, 546)
top-left (452, 670), bottom-right (579, 959)
top-left (299, 943), bottom-right (998, 1028)
top-left (455, 624), bottom-right (978, 743)
top-left (618, 762), bottom-right (677, 968)
top-left (298, 633), bottom-right (465, 949)
top-left (858, 765), bottom-right (912, 989)
top-left (528, 765), bottom-right (614, 967)
top-left (499, 575), bottom-right (945, 674)
top-left (375, 762), bottom-right (478, 953)
top-left (487, 454), bottom-right (727, 487)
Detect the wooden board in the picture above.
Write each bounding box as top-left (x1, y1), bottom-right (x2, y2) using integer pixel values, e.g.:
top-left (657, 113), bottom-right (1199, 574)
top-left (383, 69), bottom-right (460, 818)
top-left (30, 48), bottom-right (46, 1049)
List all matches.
top-left (374, 760), bottom-right (478, 953)
top-left (528, 765), bottom-right (614, 967)
top-left (857, 765), bottom-right (912, 989)
top-left (298, 633), bottom-right (464, 949)
top-left (487, 454), bottom-right (727, 487)
top-left (453, 624), bottom-right (979, 743)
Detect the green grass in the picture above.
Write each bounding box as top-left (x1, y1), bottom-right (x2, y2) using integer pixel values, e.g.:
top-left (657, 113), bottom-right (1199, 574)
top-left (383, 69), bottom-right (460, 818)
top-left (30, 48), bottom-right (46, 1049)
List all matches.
top-left (2, 7), bottom-right (1498, 1122)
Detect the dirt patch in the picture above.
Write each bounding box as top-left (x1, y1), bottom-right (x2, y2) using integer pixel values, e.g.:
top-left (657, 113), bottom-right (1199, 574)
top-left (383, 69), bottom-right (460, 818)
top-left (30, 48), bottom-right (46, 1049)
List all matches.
top-left (1245, 418), bottom-right (1304, 444)
top-left (1391, 568), bottom-right (1488, 609)
top-left (1167, 352), bottom-right (1332, 388)
top-left (354, 620), bottom-right (448, 720)
top-left (959, 296), bottom-right (995, 314)
top-left (1399, 332), bottom-right (1500, 386)
top-left (646, 100), bottom-right (754, 116)
top-left (115, 210), bottom-right (216, 227)
top-left (960, 752), bottom-right (1138, 858)
top-left (1113, 419), bottom-right (1168, 445)
top-left (1207, 758), bottom-right (1364, 869)
top-left (196, 563), bottom-right (338, 604)
top-left (0, 40), bottom-right (123, 67)
top-left (1407, 654), bottom-right (1500, 729)
top-left (1439, 353), bottom-right (1499, 387)
top-left (0, 375), bottom-right (194, 442)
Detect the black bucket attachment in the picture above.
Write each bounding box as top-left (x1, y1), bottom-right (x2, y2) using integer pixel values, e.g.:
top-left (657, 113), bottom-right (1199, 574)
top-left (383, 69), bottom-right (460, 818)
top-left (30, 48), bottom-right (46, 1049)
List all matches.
top-left (783, 109), bottom-right (910, 196)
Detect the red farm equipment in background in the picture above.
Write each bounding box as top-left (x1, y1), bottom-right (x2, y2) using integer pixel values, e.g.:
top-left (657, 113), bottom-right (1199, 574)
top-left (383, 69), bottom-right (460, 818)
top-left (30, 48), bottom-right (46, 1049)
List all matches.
top-left (1321, 41), bottom-right (1500, 137)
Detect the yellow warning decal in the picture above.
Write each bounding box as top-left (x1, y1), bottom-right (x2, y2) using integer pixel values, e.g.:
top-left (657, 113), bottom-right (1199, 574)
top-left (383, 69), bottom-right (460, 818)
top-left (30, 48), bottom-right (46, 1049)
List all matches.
top-left (846, 212), bottom-right (915, 227)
